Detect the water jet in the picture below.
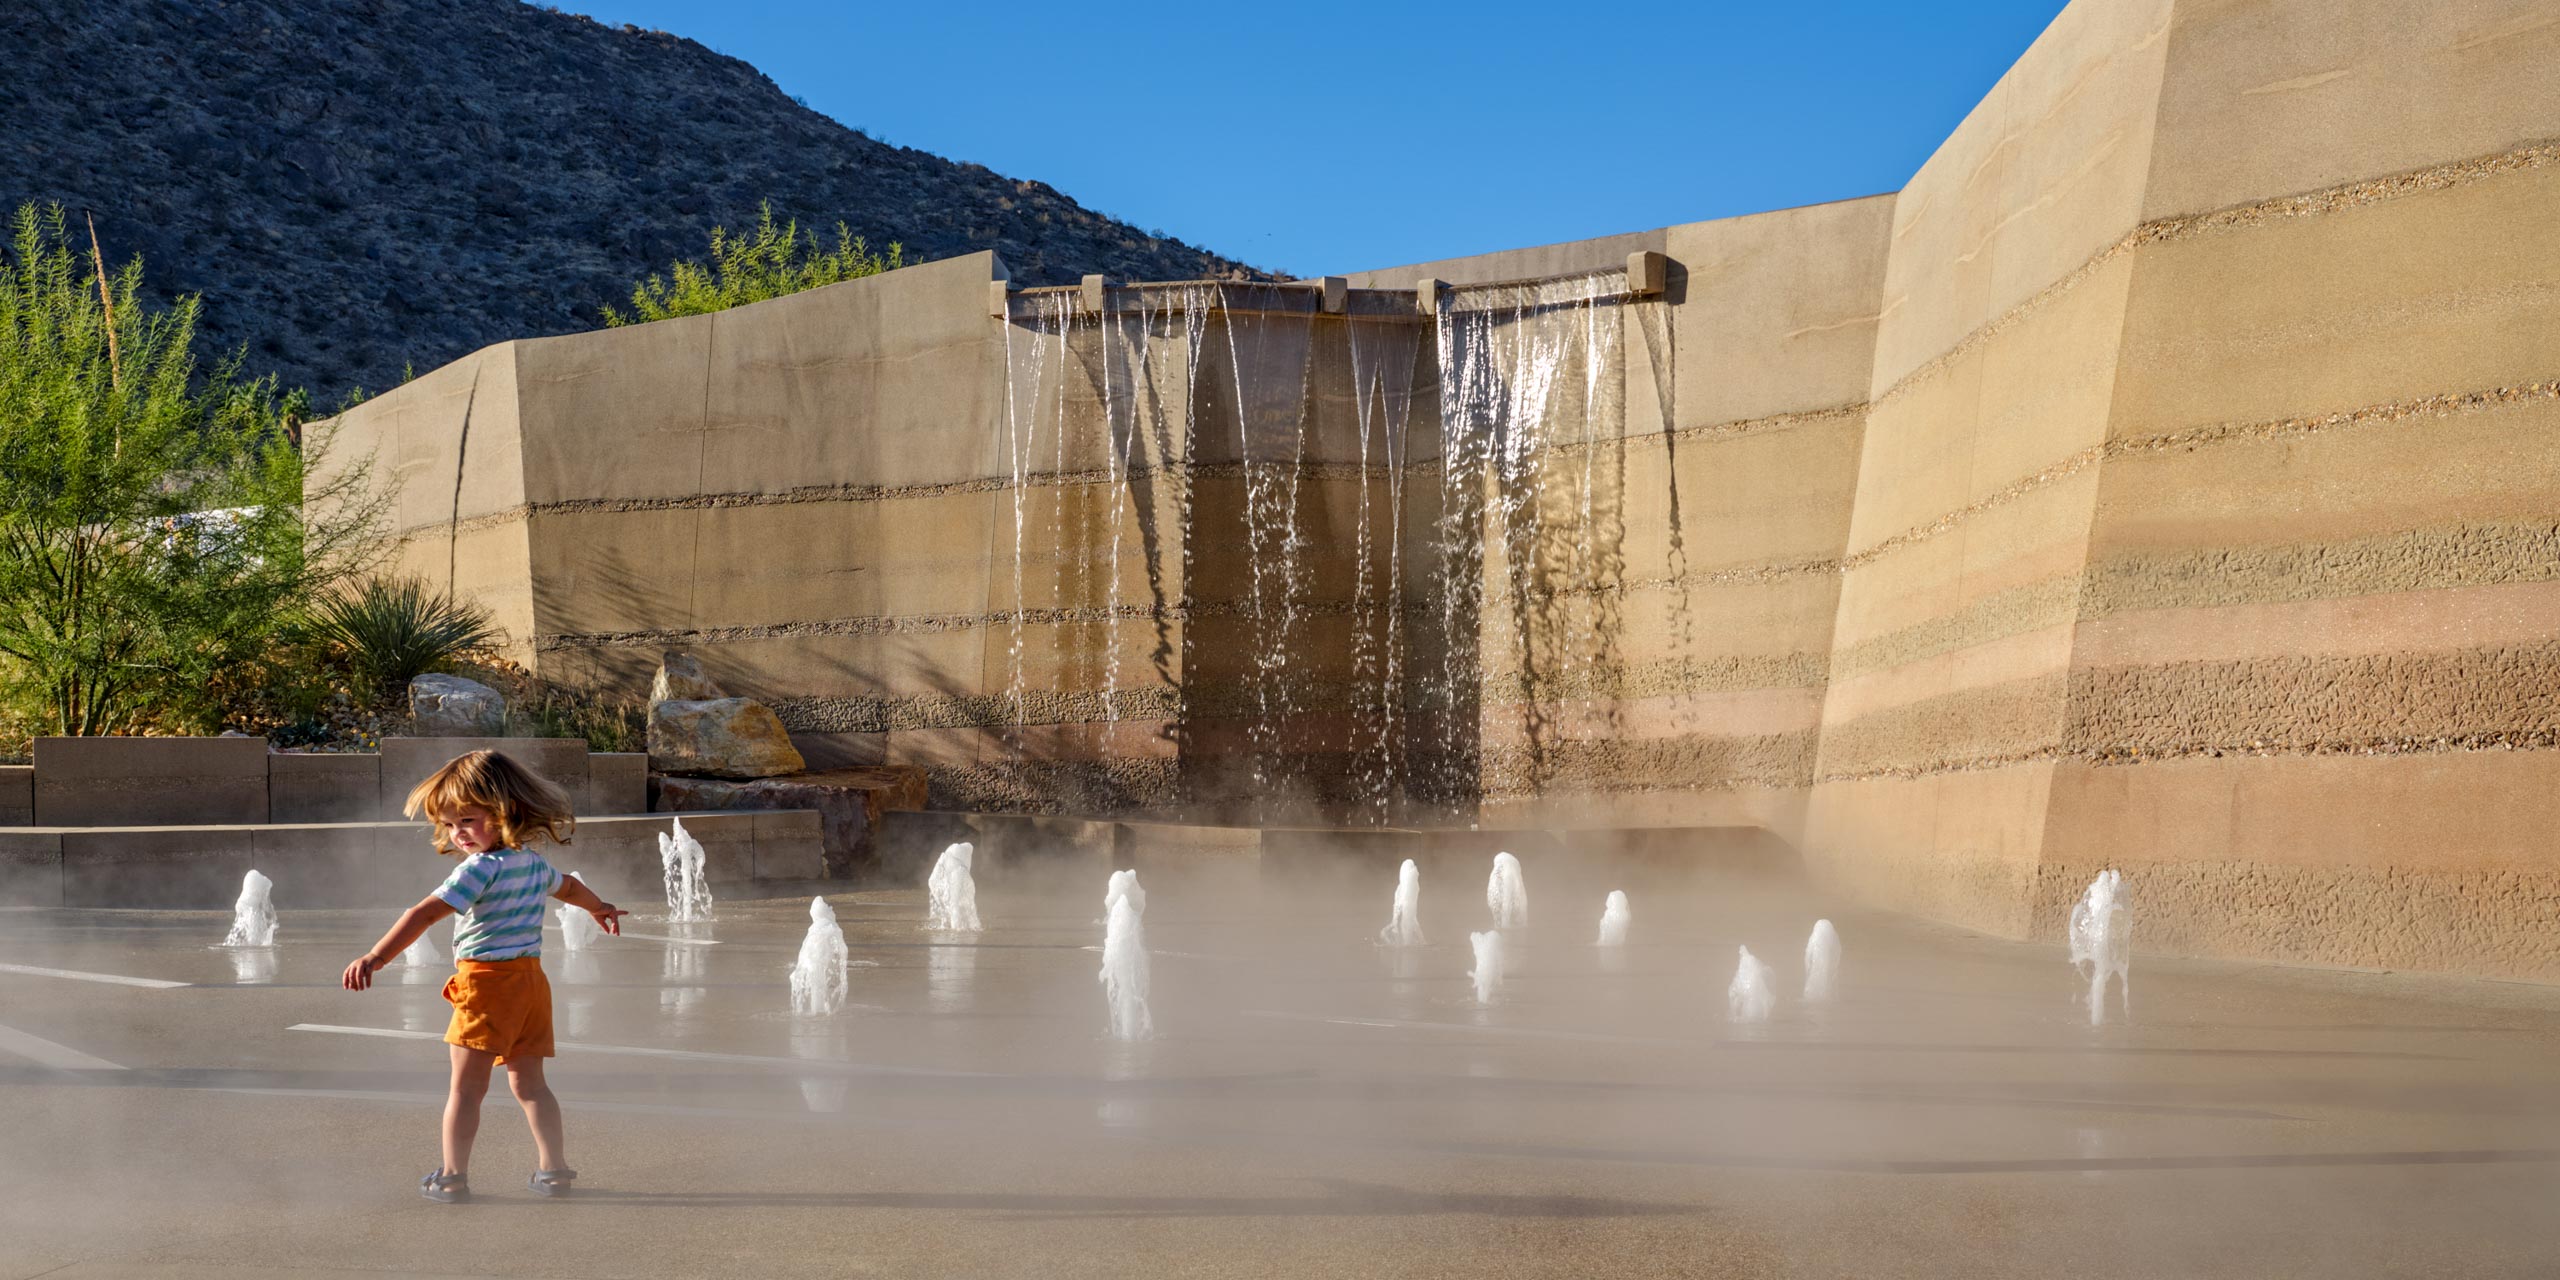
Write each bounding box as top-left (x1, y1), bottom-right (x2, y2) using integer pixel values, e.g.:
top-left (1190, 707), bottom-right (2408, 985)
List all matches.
top-left (1379, 859), bottom-right (1425, 946)
top-left (218, 869), bottom-right (275, 948)
top-left (926, 841), bottom-right (981, 932)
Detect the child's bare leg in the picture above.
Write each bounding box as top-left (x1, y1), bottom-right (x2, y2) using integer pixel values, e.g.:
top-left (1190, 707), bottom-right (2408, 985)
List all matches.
top-left (442, 1045), bottom-right (496, 1175)
top-left (507, 1057), bottom-right (567, 1171)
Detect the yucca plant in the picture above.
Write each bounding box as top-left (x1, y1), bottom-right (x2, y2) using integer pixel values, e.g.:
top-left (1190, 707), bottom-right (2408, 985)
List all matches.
top-left (304, 577), bottom-right (496, 704)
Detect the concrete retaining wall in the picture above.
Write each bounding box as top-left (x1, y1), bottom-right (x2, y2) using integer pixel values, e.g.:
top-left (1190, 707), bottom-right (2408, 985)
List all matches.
top-left (13, 738), bottom-right (650, 829)
top-left (310, 0), bottom-right (2560, 978)
top-left (0, 809), bottom-right (822, 910)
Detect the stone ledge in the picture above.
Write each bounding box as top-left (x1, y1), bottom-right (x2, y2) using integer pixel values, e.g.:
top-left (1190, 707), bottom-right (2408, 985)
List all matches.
top-left (651, 768), bottom-right (926, 878)
top-left (0, 811), bottom-right (822, 911)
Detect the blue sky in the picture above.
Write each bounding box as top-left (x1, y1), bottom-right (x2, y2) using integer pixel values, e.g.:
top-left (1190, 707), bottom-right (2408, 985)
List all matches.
top-left (560, 0), bottom-right (2071, 278)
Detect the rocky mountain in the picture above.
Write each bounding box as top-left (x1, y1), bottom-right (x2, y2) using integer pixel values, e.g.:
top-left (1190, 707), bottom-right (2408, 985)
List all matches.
top-left (0, 0), bottom-right (1267, 399)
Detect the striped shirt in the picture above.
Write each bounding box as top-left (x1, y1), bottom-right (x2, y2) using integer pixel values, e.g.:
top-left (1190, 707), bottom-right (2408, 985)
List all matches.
top-left (434, 848), bottom-right (564, 961)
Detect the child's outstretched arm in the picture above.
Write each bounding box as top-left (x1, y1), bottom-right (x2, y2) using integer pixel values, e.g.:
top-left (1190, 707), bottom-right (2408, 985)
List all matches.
top-left (342, 895), bottom-right (459, 991)
top-left (553, 876), bottom-right (629, 935)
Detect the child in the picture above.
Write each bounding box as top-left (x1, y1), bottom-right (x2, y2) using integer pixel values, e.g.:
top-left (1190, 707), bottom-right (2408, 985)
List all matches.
top-left (341, 749), bottom-right (628, 1203)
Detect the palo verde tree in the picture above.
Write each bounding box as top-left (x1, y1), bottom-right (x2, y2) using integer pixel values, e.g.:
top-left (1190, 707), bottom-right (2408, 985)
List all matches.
top-left (0, 202), bottom-right (381, 735)
top-left (602, 202), bottom-right (905, 325)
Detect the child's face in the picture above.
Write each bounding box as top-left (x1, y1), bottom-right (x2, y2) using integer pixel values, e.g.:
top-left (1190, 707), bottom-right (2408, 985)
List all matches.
top-left (441, 805), bottom-right (500, 855)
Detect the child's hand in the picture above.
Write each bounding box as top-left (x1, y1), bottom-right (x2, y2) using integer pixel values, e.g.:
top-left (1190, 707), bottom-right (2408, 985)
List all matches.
top-left (591, 903), bottom-right (628, 936)
top-left (341, 953), bottom-right (386, 992)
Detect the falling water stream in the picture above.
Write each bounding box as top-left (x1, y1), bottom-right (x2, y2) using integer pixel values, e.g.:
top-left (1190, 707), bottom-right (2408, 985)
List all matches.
top-left (994, 267), bottom-right (1636, 823)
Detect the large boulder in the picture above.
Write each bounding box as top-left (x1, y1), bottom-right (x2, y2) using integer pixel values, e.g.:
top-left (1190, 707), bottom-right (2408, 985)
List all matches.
top-left (409, 673), bottom-right (505, 737)
top-left (650, 651), bottom-right (723, 704)
top-left (648, 697), bottom-right (805, 779)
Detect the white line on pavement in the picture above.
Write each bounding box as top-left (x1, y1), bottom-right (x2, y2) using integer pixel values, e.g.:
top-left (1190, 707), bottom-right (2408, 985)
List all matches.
top-left (0, 1020), bottom-right (126, 1070)
top-left (213, 1086), bottom-right (797, 1122)
top-left (1075, 945), bottom-right (1245, 962)
top-left (1238, 1009), bottom-right (1676, 1045)
top-left (543, 925), bottom-right (720, 945)
top-left (287, 1023), bottom-right (996, 1077)
top-left (0, 962), bottom-right (189, 989)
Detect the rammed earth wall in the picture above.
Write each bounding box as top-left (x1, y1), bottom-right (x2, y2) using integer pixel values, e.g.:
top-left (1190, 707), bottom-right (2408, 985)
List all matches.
top-left (312, 0), bottom-right (2560, 978)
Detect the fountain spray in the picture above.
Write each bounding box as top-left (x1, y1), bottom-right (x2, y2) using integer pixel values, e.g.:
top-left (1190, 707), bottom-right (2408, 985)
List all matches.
top-left (2070, 871), bottom-right (2132, 1026)
top-left (556, 872), bottom-right (603, 951)
top-left (1595, 890), bottom-right (1630, 946)
top-left (1803, 919), bottom-right (1840, 1002)
top-left (1487, 851), bottom-right (1528, 929)
top-left (219, 869), bottom-right (276, 948)
top-left (1469, 930), bottom-right (1505, 1005)
top-left (1728, 945), bottom-right (1775, 1023)
top-left (789, 897), bottom-right (851, 1016)
top-left (1379, 859), bottom-right (1425, 946)
top-left (926, 841), bottom-right (981, 932)
top-left (1100, 869), bottom-right (1152, 1040)
top-left (659, 816), bottom-right (714, 922)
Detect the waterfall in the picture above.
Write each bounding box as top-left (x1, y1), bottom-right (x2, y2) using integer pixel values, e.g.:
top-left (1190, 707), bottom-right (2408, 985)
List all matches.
top-left (1432, 271), bottom-right (1630, 795)
top-left (1347, 314), bottom-right (1421, 818)
top-left (1217, 289), bottom-right (1318, 800)
top-left (986, 267), bottom-right (1635, 823)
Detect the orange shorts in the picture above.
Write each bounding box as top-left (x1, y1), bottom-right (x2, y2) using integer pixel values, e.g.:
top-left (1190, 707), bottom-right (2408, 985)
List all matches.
top-left (442, 957), bottom-right (554, 1063)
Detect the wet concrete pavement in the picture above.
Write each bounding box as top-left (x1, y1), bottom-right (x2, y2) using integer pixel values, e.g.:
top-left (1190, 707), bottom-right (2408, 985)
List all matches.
top-left (5, 861), bottom-right (2559, 1278)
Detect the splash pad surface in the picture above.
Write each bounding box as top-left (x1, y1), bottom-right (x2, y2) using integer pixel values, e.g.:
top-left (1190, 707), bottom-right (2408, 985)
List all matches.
top-left (5, 859), bottom-right (2559, 1278)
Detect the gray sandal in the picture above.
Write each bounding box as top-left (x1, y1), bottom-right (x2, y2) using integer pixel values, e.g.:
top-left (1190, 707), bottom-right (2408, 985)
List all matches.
top-left (419, 1168), bottom-right (470, 1203)
top-left (528, 1167), bottom-right (577, 1198)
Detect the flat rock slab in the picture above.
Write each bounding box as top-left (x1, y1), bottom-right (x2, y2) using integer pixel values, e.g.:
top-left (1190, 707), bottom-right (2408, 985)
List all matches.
top-left (652, 766), bottom-right (927, 878)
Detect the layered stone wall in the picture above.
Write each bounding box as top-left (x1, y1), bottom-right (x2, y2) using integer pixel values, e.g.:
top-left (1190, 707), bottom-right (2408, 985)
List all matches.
top-left (1801, 0), bottom-right (2560, 964)
top-left (313, 0), bottom-right (2560, 977)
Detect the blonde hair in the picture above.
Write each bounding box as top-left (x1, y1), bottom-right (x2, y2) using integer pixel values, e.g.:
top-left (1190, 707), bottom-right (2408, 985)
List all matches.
top-left (403, 749), bottom-right (574, 857)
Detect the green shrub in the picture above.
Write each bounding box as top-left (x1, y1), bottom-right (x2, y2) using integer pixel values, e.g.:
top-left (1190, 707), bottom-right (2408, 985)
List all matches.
top-left (456, 658), bottom-right (648, 753)
top-left (0, 202), bottom-right (382, 736)
top-left (506, 684), bottom-right (647, 754)
top-left (602, 202), bottom-right (904, 326)
top-left (303, 577), bottom-right (497, 704)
